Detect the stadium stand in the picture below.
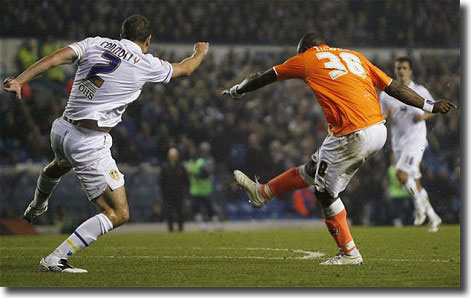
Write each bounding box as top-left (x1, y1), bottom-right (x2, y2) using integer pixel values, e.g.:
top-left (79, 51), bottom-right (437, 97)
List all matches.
top-left (0, 0), bottom-right (460, 227)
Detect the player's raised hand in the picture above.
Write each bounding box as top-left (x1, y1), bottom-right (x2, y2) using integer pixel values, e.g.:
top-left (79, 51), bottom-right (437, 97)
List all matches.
top-left (432, 100), bottom-right (458, 114)
top-left (194, 42), bottom-right (209, 56)
top-left (3, 77), bottom-right (22, 100)
top-left (221, 84), bottom-right (244, 100)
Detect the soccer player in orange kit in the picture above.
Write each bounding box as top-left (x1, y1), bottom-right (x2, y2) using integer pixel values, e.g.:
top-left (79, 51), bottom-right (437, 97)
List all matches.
top-left (222, 32), bottom-right (456, 265)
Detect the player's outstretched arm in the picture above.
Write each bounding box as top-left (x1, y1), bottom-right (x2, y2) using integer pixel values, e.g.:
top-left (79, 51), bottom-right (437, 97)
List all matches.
top-left (171, 42), bottom-right (209, 78)
top-left (3, 47), bottom-right (78, 100)
top-left (221, 68), bottom-right (277, 99)
top-left (384, 80), bottom-right (457, 114)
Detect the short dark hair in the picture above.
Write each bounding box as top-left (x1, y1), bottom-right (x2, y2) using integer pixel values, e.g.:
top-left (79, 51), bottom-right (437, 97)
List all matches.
top-left (120, 15), bottom-right (151, 43)
top-left (297, 32), bottom-right (326, 54)
top-left (395, 57), bottom-right (413, 70)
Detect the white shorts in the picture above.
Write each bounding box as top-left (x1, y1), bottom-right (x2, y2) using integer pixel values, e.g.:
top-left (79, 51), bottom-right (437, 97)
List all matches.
top-left (50, 117), bottom-right (125, 200)
top-left (301, 122), bottom-right (387, 198)
top-left (394, 142), bottom-right (427, 180)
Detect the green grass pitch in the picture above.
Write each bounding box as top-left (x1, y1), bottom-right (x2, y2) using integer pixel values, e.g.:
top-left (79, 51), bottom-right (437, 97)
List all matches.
top-left (0, 225), bottom-right (460, 287)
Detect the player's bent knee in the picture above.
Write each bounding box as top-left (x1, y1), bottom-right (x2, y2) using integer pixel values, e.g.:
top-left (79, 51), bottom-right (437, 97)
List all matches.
top-left (396, 170), bottom-right (408, 184)
top-left (118, 207), bottom-right (130, 224)
top-left (104, 207), bottom-right (129, 227)
top-left (315, 189), bottom-right (336, 208)
top-left (304, 159), bottom-right (317, 179)
top-left (94, 186), bottom-right (130, 227)
top-left (43, 160), bottom-right (71, 179)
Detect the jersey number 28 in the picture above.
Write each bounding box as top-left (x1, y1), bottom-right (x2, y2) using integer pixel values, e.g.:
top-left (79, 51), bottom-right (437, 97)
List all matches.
top-left (316, 52), bottom-right (366, 80)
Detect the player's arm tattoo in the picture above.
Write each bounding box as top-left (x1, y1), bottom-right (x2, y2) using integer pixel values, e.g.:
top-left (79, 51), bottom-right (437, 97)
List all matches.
top-left (236, 68), bottom-right (278, 94)
top-left (384, 80), bottom-right (425, 109)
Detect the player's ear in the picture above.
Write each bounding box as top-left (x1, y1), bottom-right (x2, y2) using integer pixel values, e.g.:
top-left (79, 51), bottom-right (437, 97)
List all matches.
top-left (146, 35), bottom-right (151, 47)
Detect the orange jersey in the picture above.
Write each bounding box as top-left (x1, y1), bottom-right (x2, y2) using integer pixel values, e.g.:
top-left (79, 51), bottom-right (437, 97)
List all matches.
top-left (274, 44), bottom-right (392, 136)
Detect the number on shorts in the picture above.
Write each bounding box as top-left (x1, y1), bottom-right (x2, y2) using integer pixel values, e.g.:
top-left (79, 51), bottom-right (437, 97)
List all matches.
top-left (86, 52), bottom-right (121, 88)
top-left (408, 156), bottom-right (414, 166)
top-left (317, 160), bottom-right (328, 177)
top-left (316, 52), bottom-right (366, 80)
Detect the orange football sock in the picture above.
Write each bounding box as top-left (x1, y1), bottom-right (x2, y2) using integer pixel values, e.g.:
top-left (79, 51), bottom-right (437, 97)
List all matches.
top-left (261, 167), bottom-right (309, 200)
top-left (323, 199), bottom-right (357, 254)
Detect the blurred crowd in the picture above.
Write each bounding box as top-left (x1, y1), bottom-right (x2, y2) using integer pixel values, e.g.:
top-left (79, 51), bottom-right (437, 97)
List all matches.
top-left (1, 0), bottom-right (459, 47)
top-left (0, 0), bottom-right (460, 224)
top-left (0, 45), bottom-right (460, 224)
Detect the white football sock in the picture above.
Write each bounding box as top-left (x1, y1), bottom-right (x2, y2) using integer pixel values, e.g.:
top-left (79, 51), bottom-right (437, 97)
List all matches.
top-left (34, 171), bottom-right (61, 207)
top-left (420, 188), bottom-right (439, 221)
top-left (45, 213), bottom-right (113, 263)
top-left (405, 178), bottom-right (424, 211)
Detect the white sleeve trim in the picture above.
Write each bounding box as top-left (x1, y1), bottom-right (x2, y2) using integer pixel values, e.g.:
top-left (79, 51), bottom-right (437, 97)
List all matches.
top-left (272, 66), bottom-right (279, 77)
top-left (163, 62), bottom-right (173, 84)
top-left (67, 43), bottom-right (82, 60)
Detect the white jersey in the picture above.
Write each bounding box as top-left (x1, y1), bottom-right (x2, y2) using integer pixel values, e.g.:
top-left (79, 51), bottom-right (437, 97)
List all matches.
top-left (379, 81), bottom-right (434, 151)
top-left (65, 36), bottom-right (173, 127)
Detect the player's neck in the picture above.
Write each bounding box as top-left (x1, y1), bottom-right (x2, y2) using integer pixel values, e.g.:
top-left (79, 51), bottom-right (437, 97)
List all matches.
top-left (135, 42), bottom-right (147, 54)
top-left (399, 78), bottom-right (412, 86)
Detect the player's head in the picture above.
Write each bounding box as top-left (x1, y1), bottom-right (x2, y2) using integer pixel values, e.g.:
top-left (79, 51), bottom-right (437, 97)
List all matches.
top-left (121, 15), bottom-right (152, 53)
top-left (394, 57), bottom-right (413, 83)
top-left (297, 32), bottom-right (326, 54)
top-left (168, 147), bottom-right (179, 162)
top-left (199, 142), bottom-right (211, 156)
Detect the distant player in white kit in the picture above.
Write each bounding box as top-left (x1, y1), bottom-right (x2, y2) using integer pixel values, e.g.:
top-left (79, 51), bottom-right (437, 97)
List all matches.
top-left (3, 15), bottom-right (209, 272)
top-left (380, 57), bottom-right (442, 232)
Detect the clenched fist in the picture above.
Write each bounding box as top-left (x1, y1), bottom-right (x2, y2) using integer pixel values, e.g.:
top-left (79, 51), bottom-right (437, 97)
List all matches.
top-left (194, 42), bottom-right (209, 56)
top-left (3, 77), bottom-right (22, 100)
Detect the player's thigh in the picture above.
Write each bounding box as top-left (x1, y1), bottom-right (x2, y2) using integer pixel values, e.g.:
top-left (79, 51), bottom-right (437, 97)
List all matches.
top-left (65, 129), bottom-right (125, 201)
top-left (50, 118), bottom-right (73, 169)
top-left (396, 143), bottom-right (426, 179)
top-left (43, 159), bottom-right (72, 179)
top-left (314, 123), bottom-right (387, 197)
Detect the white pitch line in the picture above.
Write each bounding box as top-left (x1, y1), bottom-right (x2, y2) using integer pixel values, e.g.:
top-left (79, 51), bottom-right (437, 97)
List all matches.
top-left (369, 258), bottom-right (455, 263)
top-left (0, 246), bottom-right (456, 263)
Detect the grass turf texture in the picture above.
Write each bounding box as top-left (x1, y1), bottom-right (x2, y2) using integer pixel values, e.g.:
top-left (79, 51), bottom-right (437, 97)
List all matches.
top-left (0, 225), bottom-right (460, 287)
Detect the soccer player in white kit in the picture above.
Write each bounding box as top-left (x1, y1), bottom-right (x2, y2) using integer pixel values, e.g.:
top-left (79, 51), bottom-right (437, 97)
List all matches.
top-left (380, 57), bottom-right (442, 232)
top-left (3, 15), bottom-right (209, 273)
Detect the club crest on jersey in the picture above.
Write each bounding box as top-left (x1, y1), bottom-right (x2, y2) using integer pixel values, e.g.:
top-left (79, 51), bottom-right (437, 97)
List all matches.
top-left (109, 169), bottom-right (120, 181)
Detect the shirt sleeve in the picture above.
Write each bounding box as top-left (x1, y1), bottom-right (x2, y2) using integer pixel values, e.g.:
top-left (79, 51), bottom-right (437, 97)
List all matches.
top-left (273, 54), bottom-right (305, 80)
top-left (146, 57), bottom-right (173, 84)
top-left (364, 59), bottom-right (393, 90)
top-left (68, 36), bottom-right (100, 61)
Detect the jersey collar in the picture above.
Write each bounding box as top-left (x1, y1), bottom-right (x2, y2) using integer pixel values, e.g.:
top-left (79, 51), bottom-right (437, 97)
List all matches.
top-left (120, 39), bottom-right (143, 53)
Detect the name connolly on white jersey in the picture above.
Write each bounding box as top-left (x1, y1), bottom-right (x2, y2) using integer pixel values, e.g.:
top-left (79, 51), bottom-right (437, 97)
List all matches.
top-left (66, 36), bottom-right (173, 128)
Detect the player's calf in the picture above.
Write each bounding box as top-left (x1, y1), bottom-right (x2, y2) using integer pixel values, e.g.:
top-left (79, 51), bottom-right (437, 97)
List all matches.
top-left (318, 192), bottom-right (361, 264)
top-left (24, 164), bottom-right (68, 222)
top-left (94, 186), bottom-right (130, 227)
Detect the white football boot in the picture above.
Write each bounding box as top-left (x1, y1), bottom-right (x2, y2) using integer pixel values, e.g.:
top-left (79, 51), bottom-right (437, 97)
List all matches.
top-left (23, 201), bottom-right (48, 223)
top-left (428, 216), bottom-right (442, 232)
top-left (320, 251), bottom-right (363, 265)
top-left (233, 170), bottom-right (266, 208)
top-left (413, 208), bottom-right (426, 226)
top-left (40, 258), bottom-right (88, 273)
